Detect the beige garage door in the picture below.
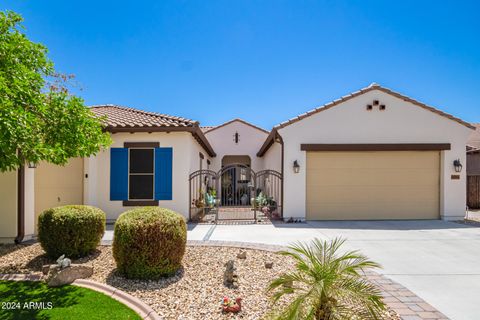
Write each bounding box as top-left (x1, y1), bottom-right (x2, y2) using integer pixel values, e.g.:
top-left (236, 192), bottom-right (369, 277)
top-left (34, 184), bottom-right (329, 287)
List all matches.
top-left (306, 151), bottom-right (440, 220)
top-left (34, 158), bottom-right (84, 232)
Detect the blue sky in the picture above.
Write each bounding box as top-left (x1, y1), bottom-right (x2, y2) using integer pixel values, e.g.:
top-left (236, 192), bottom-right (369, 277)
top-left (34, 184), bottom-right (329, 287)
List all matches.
top-left (3, 1), bottom-right (479, 129)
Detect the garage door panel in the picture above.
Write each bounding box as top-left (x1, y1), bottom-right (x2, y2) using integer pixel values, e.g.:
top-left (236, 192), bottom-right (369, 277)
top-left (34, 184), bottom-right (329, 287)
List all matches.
top-left (306, 151), bottom-right (440, 220)
top-left (308, 169), bottom-right (438, 186)
top-left (308, 186), bottom-right (438, 204)
top-left (309, 205), bottom-right (437, 220)
top-left (307, 152), bottom-right (437, 169)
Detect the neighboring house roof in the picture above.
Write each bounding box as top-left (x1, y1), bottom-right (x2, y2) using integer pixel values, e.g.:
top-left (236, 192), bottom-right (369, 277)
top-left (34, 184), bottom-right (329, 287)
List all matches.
top-left (204, 118), bottom-right (269, 134)
top-left (467, 123), bottom-right (480, 150)
top-left (258, 83), bottom-right (475, 157)
top-left (90, 105), bottom-right (216, 157)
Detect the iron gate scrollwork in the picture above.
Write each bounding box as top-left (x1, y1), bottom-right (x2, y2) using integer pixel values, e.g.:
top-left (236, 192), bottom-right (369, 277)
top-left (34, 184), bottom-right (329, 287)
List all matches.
top-left (189, 165), bottom-right (282, 223)
top-left (255, 170), bottom-right (283, 220)
top-left (189, 169), bottom-right (217, 222)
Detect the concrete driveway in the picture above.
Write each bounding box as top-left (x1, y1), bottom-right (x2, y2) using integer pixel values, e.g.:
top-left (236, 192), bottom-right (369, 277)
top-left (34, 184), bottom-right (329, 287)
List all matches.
top-left (188, 220), bottom-right (480, 320)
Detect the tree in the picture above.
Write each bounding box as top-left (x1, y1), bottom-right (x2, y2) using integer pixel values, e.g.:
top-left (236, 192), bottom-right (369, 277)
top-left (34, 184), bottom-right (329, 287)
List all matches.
top-left (268, 238), bottom-right (386, 320)
top-left (0, 11), bottom-right (111, 172)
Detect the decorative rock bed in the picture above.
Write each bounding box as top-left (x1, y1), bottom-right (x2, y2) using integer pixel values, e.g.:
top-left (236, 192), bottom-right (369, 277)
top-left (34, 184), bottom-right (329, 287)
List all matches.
top-left (0, 243), bottom-right (400, 320)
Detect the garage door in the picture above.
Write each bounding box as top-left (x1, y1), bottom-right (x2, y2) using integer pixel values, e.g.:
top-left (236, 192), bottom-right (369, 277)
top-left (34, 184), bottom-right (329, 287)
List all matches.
top-left (34, 158), bottom-right (84, 232)
top-left (306, 151), bottom-right (440, 220)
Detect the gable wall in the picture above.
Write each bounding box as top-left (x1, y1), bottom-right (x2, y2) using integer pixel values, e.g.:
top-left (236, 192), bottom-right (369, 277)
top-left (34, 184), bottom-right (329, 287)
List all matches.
top-left (279, 89), bottom-right (473, 220)
top-left (205, 121), bottom-right (269, 173)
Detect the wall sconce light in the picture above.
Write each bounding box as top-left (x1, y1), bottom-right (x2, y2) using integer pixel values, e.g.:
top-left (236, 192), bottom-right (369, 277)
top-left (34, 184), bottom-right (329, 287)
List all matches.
top-left (293, 160), bottom-right (300, 173)
top-left (233, 132), bottom-right (240, 144)
top-left (28, 161), bottom-right (37, 169)
top-left (453, 159), bottom-right (463, 173)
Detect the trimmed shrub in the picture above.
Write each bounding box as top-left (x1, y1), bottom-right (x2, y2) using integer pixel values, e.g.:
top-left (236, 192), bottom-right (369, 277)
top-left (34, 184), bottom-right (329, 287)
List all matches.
top-left (38, 205), bottom-right (106, 258)
top-left (113, 207), bottom-right (187, 279)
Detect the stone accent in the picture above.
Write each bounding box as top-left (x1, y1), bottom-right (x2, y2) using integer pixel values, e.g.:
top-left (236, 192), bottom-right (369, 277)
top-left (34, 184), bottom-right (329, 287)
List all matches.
top-left (236, 251), bottom-right (247, 259)
top-left (46, 264), bottom-right (93, 287)
top-left (223, 260), bottom-right (239, 288)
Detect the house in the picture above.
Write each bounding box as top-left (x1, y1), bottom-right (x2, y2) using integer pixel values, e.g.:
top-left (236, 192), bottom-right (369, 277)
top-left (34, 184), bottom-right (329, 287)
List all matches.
top-left (0, 83), bottom-right (474, 243)
top-left (467, 124), bottom-right (480, 209)
top-left (258, 83), bottom-right (473, 221)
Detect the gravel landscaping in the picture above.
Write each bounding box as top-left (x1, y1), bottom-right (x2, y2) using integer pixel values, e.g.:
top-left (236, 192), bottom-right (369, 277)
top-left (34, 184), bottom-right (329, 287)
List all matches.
top-left (0, 243), bottom-right (400, 319)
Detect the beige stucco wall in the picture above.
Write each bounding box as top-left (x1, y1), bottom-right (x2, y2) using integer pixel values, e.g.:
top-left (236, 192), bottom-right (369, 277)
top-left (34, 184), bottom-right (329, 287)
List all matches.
top-left (261, 141), bottom-right (282, 172)
top-left (279, 89), bottom-right (473, 220)
top-left (0, 170), bottom-right (17, 243)
top-left (24, 167), bottom-right (35, 240)
top-left (85, 131), bottom-right (204, 220)
top-left (34, 159), bottom-right (84, 233)
top-left (205, 120), bottom-right (268, 173)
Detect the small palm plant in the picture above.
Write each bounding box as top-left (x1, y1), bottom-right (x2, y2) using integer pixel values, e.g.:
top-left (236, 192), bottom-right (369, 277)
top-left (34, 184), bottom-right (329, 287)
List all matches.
top-left (267, 238), bottom-right (386, 320)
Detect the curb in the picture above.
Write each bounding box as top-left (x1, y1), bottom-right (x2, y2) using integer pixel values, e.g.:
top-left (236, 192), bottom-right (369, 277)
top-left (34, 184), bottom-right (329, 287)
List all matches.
top-left (0, 274), bottom-right (42, 281)
top-left (187, 239), bottom-right (284, 252)
top-left (72, 279), bottom-right (162, 320)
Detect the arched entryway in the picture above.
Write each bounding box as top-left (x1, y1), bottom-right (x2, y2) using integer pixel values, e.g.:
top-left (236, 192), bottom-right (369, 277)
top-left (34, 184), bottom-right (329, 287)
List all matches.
top-left (189, 164), bottom-right (282, 223)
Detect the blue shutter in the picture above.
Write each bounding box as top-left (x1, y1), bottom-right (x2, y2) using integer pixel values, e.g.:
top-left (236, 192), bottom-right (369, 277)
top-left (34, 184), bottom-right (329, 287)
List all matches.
top-left (155, 147), bottom-right (173, 200)
top-left (110, 148), bottom-right (128, 200)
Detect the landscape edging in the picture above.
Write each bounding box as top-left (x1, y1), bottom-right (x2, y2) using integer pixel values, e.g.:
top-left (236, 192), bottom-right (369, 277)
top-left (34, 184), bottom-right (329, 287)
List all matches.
top-left (72, 279), bottom-right (162, 320)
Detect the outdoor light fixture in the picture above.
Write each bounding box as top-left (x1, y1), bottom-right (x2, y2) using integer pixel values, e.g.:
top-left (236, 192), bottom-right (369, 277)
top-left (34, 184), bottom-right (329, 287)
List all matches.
top-left (28, 161), bottom-right (37, 169)
top-left (293, 160), bottom-right (300, 173)
top-left (453, 159), bottom-right (463, 173)
top-left (233, 132), bottom-right (240, 144)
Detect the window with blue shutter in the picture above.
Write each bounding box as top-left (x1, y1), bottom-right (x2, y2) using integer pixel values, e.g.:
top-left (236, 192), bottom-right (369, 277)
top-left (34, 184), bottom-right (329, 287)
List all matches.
top-left (155, 147), bottom-right (173, 200)
top-left (110, 148), bottom-right (128, 200)
top-left (110, 146), bottom-right (173, 202)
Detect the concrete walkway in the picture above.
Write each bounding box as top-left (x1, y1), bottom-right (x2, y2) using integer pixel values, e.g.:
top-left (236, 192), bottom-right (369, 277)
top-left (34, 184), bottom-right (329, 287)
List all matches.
top-left (104, 220), bottom-right (480, 320)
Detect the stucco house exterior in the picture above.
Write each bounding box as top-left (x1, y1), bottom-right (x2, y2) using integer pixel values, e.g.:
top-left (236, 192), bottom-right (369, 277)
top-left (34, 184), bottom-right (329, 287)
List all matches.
top-left (0, 83), bottom-right (475, 243)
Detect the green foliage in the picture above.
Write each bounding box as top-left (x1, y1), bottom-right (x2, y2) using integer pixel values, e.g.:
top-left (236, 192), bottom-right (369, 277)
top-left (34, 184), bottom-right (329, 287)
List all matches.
top-left (0, 11), bottom-right (111, 172)
top-left (113, 207), bottom-right (187, 279)
top-left (0, 280), bottom-right (141, 320)
top-left (267, 238), bottom-right (386, 320)
top-left (38, 205), bottom-right (106, 259)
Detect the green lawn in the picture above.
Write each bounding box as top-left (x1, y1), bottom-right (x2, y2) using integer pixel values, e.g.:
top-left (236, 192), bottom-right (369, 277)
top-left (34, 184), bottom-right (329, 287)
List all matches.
top-left (0, 280), bottom-right (141, 320)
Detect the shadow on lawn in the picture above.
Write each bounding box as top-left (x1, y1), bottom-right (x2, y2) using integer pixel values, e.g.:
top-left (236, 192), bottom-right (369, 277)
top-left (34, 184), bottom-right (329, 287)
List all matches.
top-left (0, 281), bottom-right (83, 320)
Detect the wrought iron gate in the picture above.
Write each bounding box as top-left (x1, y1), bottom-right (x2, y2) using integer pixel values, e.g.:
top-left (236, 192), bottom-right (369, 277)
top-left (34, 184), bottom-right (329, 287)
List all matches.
top-left (189, 169), bottom-right (217, 222)
top-left (255, 170), bottom-right (283, 220)
top-left (189, 165), bottom-right (282, 223)
top-left (216, 164), bottom-right (256, 221)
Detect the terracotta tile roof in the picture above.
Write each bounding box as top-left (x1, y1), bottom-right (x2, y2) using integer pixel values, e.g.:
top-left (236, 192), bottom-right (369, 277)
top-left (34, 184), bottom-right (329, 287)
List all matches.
top-left (200, 126), bottom-right (217, 133)
top-left (90, 105), bottom-right (198, 129)
top-left (275, 83), bottom-right (475, 130)
top-left (89, 105), bottom-right (216, 157)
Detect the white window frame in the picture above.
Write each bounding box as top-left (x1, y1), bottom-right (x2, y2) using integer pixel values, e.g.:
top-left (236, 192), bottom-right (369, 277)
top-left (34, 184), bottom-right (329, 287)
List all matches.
top-left (128, 147), bottom-right (155, 201)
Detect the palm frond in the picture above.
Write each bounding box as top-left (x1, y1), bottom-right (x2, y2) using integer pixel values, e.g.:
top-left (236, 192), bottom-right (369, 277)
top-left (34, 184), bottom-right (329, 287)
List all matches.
top-left (268, 237), bottom-right (386, 320)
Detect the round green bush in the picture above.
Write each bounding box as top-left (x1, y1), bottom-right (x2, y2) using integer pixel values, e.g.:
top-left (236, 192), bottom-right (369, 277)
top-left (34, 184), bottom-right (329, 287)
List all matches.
top-left (113, 207), bottom-right (187, 279)
top-left (38, 205), bottom-right (106, 259)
